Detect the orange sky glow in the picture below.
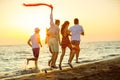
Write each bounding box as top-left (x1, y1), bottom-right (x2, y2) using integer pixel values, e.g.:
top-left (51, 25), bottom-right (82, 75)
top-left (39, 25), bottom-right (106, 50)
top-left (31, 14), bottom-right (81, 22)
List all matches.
top-left (0, 0), bottom-right (120, 45)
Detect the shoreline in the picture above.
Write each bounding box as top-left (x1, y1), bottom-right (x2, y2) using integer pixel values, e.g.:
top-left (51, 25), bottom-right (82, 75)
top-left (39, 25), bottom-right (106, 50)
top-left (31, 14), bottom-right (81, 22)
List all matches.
top-left (3, 56), bottom-right (120, 80)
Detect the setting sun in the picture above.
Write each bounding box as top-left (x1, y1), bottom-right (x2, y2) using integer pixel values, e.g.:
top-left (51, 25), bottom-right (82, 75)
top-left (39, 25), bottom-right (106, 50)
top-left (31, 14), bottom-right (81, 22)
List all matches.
top-left (15, 5), bottom-right (52, 40)
top-left (16, 12), bottom-right (50, 40)
top-left (0, 1), bottom-right (120, 79)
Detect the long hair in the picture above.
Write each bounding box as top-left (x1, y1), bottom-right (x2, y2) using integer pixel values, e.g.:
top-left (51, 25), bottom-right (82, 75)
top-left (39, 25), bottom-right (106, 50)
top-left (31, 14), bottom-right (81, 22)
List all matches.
top-left (61, 21), bottom-right (69, 36)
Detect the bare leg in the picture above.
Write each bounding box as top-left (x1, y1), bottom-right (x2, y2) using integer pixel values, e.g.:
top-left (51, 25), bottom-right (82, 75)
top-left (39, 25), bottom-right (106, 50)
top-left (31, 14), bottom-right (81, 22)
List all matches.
top-left (59, 48), bottom-right (65, 70)
top-left (27, 58), bottom-right (29, 65)
top-left (51, 52), bottom-right (55, 67)
top-left (51, 52), bottom-right (58, 68)
top-left (68, 49), bottom-right (75, 68)
top-left (54, 52), bottom-right (58, 66)
top-left (53, 52), bottom-right (58, 67)
top-left (27, 57), bottom-right (38, 69)
top-left (35, 60), bottom-right (38, 69)
top-left (48, 53), bottom-right (52, 66)
top-left (27, 58), bottom-right (36, 65)
top-left (59, 48), bottom-right (65, 65)
top-left (76, 46), bottom-right (80, 63)
top-left (48, 47), bottom-right (52, 66)
top-left (48, 59), bottom-right (52, 66)
top-left (68, 49), bottom-right (75, 63)
top-left (68, 44), bottom-right (72, 63)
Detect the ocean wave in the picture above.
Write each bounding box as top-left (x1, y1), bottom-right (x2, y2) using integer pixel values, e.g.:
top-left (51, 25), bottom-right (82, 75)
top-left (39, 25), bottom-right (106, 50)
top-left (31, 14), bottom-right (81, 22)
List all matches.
top-left (0, 41), bottom-right (120, 79)
top-left (15, 51), bottom-right (31, 54)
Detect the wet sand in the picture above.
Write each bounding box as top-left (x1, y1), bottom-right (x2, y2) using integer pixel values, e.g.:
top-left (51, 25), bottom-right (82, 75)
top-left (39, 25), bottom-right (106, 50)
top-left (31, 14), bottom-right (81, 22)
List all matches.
top-left (3, 57), bottom-right (120, 80)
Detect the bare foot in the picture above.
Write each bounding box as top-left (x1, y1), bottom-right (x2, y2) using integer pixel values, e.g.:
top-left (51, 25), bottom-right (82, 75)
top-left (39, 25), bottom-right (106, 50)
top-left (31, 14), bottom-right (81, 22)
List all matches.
top-left (76, 61), bottom-right (80, 63)
top-left (68, 63), bottom-right (73, 68)
top-left (59, 64), bottom-right (62, 70)
top-left (51, 65), bottom-right (58, 69)
top-left (48, 59), bottom-right (51, 66)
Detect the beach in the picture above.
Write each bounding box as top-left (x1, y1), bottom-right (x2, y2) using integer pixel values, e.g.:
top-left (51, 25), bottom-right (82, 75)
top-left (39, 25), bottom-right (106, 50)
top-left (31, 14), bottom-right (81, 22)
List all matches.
top-left (0, 41), bottom-right (120, 80)
top-left (4, 56), bottom-right (120, 80)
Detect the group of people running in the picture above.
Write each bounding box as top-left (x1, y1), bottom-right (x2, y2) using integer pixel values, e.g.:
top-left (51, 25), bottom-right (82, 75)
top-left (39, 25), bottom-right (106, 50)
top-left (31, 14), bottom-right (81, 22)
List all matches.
top-left (27, 8), bottom-right (84, 70)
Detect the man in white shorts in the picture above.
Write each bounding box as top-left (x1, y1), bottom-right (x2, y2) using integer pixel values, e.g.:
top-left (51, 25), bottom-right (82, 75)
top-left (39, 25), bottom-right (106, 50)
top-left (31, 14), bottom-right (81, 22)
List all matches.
top-left (46, 8), bottom-right (60, 68)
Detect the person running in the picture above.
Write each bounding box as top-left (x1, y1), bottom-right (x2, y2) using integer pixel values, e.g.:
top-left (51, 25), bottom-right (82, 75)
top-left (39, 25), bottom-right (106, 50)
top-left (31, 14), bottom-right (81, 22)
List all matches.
top-left (45, 28), bottom-right (52, 66)
top-left (27, 27), bottom-right (42, 69)
top-left (46, 8), bottom-right (60, 68)
top-left (68, 18), bottom-right (84, 65)
top-left (59, 21), bottom-right (72, 70)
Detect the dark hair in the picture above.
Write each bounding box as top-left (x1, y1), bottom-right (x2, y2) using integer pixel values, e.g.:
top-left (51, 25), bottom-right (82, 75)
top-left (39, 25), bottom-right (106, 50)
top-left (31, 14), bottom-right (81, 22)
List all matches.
top-left (74, 18), bottom-right (79, 24)
top-left (61, 21), bottom-right (69, 35)
top-left (55, 19), bottom-right (60, 25)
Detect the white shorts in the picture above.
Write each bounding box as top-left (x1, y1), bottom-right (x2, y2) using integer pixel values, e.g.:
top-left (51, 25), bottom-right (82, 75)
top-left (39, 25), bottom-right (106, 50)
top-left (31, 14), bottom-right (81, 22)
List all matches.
top-left (48, 38), bottom-right (59, 53)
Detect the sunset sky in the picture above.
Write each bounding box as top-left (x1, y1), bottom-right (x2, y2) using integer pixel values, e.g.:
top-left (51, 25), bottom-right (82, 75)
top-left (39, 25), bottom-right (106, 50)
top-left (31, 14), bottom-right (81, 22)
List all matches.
top-left (0, 0), bottom-right (120, 45)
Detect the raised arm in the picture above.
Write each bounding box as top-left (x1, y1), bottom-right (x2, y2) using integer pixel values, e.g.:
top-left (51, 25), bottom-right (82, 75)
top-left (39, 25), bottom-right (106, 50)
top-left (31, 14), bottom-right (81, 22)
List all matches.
top-left (50, 8), bottom-right (55, 27)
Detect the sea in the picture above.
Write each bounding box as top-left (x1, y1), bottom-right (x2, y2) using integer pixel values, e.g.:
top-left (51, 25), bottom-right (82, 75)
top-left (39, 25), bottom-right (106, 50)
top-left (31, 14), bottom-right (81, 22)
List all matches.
top-left (0, 41), bottom-right (120, 79)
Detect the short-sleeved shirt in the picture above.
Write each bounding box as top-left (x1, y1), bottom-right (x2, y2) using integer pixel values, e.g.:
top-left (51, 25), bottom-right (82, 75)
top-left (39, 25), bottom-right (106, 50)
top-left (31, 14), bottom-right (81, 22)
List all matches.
top-left (47, 12), bottom-right (60, 53)
top-left (47, 26), bottom-right (59, 53)
top-left (69, 24), bottom-right (84, 41)
top-left (48, 25), bottom-right (59, 38)
top-left (30, 34), bottom-right (40, 49)
top-left (48, 12), bottom-right (60, 40)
